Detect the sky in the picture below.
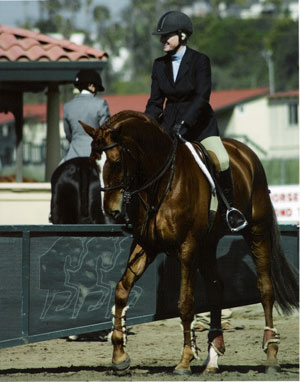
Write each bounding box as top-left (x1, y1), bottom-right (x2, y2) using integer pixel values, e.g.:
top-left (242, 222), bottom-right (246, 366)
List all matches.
top-left (0, 0), bottom-right (129, 28)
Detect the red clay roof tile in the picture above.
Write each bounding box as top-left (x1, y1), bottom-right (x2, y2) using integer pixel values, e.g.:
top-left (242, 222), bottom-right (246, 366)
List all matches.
top-left (269, 90), bottom-right (299, 98)
top-left (104, 88), bottom-right (270, 115)
top-left (0, 24), bottom-right (108, 62)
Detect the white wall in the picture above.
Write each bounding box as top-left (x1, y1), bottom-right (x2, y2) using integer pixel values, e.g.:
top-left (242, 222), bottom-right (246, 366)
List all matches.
top-left (225, 97), bottom-right (270, 158)
top-left (0, 183), bottom-right (51, 225)
top-left (268, 102), bottom-right (299, 158)
top-left (225, 96), bottom-right (299, 160)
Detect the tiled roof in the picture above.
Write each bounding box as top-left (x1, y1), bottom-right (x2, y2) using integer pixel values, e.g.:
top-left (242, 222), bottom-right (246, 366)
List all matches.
top-left (268, 90), bottom-right (299, 99)
top-left (0, 88), bottom-right (287, 125)
top-left (210, 88), bottom-right (269, 110)
top-left (104, 88), bottom-right (270, 115)
top-left (0, 25), bottom-right (108, 62)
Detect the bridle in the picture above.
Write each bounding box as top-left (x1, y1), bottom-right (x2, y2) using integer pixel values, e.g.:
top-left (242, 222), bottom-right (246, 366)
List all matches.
top-left (93, 125), bottom-right (179, 228)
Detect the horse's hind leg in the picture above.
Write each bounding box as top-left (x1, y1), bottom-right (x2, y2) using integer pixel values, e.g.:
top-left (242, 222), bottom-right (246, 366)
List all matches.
top-left (243, 224), bottom-right (280, 372)
top-left (110, 243), bottom-right (149, 374)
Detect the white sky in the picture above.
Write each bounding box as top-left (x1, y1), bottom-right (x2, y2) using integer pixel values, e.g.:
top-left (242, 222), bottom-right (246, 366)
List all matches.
top-left (0, 0), bottom-right (129, 28)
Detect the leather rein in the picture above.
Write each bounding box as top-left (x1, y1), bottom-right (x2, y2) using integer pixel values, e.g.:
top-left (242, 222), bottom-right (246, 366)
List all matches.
top-left (95, 127), bottom-right (179, 229)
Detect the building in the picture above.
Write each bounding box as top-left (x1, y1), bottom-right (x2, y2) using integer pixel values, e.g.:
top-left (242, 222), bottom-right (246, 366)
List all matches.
top-left (0, 88), bottom-right (298, 224)
top-left (0, 88), bottom-right (298, 174)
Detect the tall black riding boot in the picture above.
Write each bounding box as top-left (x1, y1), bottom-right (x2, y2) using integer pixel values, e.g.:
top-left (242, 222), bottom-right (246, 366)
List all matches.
top-left (218, 168), bottom-right (248, 232)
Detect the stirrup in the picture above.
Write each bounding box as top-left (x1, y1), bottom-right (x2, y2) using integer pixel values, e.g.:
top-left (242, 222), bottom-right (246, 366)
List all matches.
top-left (226, 207), bottom-right (248, 232)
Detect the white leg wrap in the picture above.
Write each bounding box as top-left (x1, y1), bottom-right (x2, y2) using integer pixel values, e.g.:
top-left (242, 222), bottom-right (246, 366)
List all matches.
top-left (263, 326), bottom-right (280, 352)
top-left (191, 320), bottom-right (201, 360)
top-left (108, 305), bottom-right (129, 346)
top-left (204, 345), bottom-right (219, 370)
top-left (180, 320), bottom-right (201, 360)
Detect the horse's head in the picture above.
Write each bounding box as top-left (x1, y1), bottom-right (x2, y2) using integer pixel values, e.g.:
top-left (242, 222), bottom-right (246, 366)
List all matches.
top-left (79, 119), bottom-right (124, 222)
top-left (80, 111), bottom-right (172, 224)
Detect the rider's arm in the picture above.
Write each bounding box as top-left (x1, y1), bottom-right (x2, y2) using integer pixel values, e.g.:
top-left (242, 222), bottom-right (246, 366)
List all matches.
top-left (63, 109), bottom-right (72, 143)
top-left (145, 62), bottom-right (165, 122)
top-left (181, 53), bottom-right (212, 128)
top-left (98, 99), bottom-right (111, 126)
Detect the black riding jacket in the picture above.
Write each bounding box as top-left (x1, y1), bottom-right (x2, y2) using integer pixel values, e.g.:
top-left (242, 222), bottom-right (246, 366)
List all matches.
top-left (145, 47), bottom-right (219, 142)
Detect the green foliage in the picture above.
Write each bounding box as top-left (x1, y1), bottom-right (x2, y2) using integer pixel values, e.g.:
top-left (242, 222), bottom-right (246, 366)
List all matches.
top-left (265, 17), bottom-right (299, 91)
top-left (190, 16), bottom-right (281, 90)
top-left (111, 76), bottom-right (151, 95)
top-left (19, 0), bottom-right (298, 94)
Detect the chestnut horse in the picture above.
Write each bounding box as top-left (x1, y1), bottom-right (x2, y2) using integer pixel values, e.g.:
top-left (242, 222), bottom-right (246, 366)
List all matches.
top-left (81, 110), bottom-right (298, 375)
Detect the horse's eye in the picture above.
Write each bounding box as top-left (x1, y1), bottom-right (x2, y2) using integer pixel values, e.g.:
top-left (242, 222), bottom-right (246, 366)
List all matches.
top-left (110, 159), bottom-right (122, 170)
top-left (91, 142), bottom-right (102, 152)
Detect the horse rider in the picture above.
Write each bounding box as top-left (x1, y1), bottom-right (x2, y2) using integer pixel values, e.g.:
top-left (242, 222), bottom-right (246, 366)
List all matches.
top-left (145, 10), bottom-right (247, 232)
top-left (61, 69), bottom-right (110, 163)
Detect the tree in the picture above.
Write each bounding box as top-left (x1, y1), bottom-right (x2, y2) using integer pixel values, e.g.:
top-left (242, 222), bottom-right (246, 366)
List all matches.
top-left (207, 0), bottom-right (246, 16)
top-left (20, 0), bottom-right (298, 95)
top-left (35, 0), bottom-right (81, 38)
top-left (265, 17), bottom-right (298, 91)
top-left (189, 15), bottom-right (298, 91)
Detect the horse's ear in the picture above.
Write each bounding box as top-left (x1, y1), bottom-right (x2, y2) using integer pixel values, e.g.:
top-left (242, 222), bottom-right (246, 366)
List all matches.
top-left (79, 120), bottom-right (96, 138)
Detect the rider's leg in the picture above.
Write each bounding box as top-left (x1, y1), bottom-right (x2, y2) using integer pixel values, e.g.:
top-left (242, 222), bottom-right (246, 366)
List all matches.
top-left (200, 136), bottom-right (247, 231)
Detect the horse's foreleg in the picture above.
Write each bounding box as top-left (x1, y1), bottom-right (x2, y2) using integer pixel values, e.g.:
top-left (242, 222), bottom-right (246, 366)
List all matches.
top-left (244, 227), bottom-right (280, 372)
top-left (200, 247), bottom-right (225, 373)
top-left (110, 243), bottom-right (149, 374)
top-left (174, 243), bottom-right (198, 375)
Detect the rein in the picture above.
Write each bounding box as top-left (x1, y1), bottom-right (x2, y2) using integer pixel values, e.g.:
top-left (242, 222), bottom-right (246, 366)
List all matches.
top-left (123, 136), bottom-right (178, 203)
top-left (98, 134), bottom-right (178, 202)
top-left (97, 131), bottom-right (179, 239)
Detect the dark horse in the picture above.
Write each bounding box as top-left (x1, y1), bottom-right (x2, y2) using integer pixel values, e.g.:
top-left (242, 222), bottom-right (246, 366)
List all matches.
top-left (50, 157), bottom-right (109, 342)
top-left (80, 110), bottom-right (298, 375)
top-left (50, 157), bottom-right (104, 224)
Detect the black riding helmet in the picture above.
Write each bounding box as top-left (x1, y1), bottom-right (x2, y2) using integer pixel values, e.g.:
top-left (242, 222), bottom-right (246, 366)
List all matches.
top-left (74, 69), bottom-right (105, 92)
top-left (152, 11), bottom-right (193, 37)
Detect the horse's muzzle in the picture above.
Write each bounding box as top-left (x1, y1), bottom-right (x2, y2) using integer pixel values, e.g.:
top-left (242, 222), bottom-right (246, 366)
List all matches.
top-left (108, 210), bottom-right (126, 224)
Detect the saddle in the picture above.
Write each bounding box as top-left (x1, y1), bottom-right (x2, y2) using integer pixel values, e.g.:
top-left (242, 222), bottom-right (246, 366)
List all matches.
top-left (192, 141), bottom-right (218, 182)
top-left (190, 142), bottom-right (247, 233)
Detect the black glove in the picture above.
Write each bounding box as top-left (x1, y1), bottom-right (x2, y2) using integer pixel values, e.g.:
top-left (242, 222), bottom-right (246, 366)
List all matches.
top-left (172, 121), bottom-right (187, 139)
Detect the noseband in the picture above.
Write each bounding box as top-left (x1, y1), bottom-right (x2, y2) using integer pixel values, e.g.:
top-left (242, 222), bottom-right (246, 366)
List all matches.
top-left (96, 133), bottom-right (178, 200)
top-left (95, 127), bottom-right (178, 228)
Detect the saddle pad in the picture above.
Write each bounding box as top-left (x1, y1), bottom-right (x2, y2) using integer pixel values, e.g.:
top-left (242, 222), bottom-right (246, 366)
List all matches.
top-left (185, 141), bottom-right (216, 194)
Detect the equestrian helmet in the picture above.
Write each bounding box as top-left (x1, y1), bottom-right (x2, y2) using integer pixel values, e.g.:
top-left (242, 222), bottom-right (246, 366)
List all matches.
top-left (74, 69), bottom-right (105, 92)
top-left (152, 11), bottom-right (193, 36)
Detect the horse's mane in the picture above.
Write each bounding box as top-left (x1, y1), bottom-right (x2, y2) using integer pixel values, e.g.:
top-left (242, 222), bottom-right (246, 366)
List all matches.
top-left (104, 110), bottom-right (172, 163)
top-left (104, 110), bottom-right (154, 127)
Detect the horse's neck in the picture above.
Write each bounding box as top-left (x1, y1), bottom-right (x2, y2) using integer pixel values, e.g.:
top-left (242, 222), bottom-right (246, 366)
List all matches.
top-left (138, 138), bottom-right (172, 177)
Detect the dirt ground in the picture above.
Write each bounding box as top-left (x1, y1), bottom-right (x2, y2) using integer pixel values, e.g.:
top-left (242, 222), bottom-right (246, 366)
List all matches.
top-left (0, 304), bottom-right (298, 382)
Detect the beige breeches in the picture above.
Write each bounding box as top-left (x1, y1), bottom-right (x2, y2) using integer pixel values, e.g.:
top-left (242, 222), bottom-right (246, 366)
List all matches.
top-left (200, 136), bottom-right (229, 172)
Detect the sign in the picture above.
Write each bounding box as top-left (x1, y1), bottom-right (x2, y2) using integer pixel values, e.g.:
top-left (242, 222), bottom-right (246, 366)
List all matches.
top-left (269, 185), bottom-right (300, 224)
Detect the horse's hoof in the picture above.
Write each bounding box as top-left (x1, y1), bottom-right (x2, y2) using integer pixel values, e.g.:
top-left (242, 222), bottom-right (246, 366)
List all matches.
top-left (112, 356), bottom-right (131, 375)
top-left (203, 366), bottom-right (219, 374)
top-left (173, 367), bottom-right (192, 375)
top-left (266, 364), bottom-right (280, 374)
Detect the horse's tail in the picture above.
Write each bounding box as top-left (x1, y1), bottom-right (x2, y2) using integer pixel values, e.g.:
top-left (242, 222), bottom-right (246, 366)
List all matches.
top-left (269, 208), bottom-right (299, 315)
